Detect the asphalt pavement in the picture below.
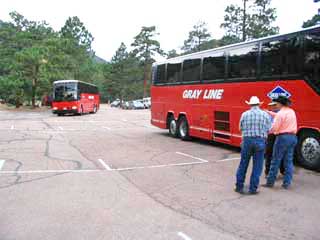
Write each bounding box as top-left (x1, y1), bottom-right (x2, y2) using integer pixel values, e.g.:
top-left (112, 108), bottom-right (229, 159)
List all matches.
top-left (0, 105), bottom-right (319, 240)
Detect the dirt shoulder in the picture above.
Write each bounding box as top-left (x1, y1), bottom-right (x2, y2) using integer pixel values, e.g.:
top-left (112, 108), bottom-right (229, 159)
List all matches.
top-left (0, 103), bottom-right (50, 112)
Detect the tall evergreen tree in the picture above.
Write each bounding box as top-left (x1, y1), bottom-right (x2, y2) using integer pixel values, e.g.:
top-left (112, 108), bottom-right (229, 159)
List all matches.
top-left (248, 0), bottom-right (279, 39)
top-left (181, 21), bottom-right (211, 53)
top-left (221, 0), bottom-right (278, 42)
top-left (131, 26), bottom-right (164, 97)
top-left (60, 16), bottom-right (94, 51)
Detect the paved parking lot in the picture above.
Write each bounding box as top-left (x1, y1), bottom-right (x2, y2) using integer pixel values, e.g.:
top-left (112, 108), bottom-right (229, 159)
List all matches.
top-left (0, 105), bottom-right (319, 240)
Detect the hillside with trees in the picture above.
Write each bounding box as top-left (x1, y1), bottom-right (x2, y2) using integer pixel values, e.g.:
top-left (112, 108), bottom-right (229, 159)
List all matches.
top-left (2, 0), bottom-right (315, 107)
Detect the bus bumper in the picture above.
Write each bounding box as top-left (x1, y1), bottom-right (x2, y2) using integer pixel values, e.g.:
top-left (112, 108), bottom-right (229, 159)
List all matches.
top-left (52, 110), bottom-right (78, 115)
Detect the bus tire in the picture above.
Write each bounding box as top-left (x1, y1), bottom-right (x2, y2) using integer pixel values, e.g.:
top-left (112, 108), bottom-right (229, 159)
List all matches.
top-left (93, 105), bottom-right (97, 114)
top-left (57, 113), bottom-right (63, 117)
top-left (296, 130), bottom-right (320, 171)
top-left (178, 116), bottom-right (191, 141)
top-left (168, 116), bottom-right (178, 138)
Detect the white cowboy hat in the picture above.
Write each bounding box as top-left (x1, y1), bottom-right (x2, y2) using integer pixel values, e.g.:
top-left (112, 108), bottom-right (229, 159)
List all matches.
top-left (245, 96), bottom-right (263, 105)
top-left (268, 101), bottom-right (277, 106)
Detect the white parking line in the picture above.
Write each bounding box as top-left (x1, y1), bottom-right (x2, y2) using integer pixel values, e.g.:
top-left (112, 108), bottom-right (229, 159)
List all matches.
top-left (122, 118), bottom-right (127, 122)
top-left (177, 232), bottom-right (192, 240)
top-left (0, 160), bottom-right (5, 170)
top-left (10, 125), bottom-right (14, 130)
top-left (0, 169), bottom-right (100, 174)
top-left (98, 159), bottom-right (112, 171)
top-left (58, 126), bottom-right (63, 131)
top-left (0, 156), bottom-right (240, 175)
top-left (216, 157), bottom-right (240, 162)
top-left (175, 152), bottom-right (208, 163)
top-left (103, 126), bottom-right (112, 130)
top-left (113, 161), bottom-right (207, 172)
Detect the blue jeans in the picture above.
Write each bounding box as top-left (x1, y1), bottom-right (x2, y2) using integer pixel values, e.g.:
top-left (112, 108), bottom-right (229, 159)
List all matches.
top-left (267, 134), bottom-right (297, 187)
top-left (236, 137), bottom-right (266, 192)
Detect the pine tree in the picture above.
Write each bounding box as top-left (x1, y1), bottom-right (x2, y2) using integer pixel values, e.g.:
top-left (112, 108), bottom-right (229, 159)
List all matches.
top-left (302, 14), bottom-right (320, 28)
top-left (221, 0), bottom-right (278, 42)
top-left (131, 26), bottom-right (164, 97)
top-left (181, 21), bottom-right (211, 53)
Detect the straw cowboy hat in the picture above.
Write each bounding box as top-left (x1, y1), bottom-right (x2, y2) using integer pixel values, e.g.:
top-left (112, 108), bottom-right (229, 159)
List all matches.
top-left (268, 101), bottom-right (277, 106)
top-left (245, 96), bottom-right (263, 105)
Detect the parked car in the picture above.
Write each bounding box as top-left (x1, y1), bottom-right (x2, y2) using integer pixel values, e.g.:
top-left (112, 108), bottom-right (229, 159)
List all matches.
top-left (142, 97), bottom-right (151, 109)
top-left (110, 99), bottom-right (121, 108)
top-left (132, 101), bottom-right (145, 110)
top-left (122, 101), bottom-right (131, 110)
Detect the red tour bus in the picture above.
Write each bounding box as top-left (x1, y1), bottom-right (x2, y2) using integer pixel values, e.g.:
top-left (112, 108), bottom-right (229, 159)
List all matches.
top-left (52, 80), bottom-right (100, 116)
top-left (151, 26), bottom-right (320, 171)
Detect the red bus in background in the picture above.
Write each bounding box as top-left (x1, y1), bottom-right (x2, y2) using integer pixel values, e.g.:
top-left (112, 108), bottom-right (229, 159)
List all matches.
top-left (151, 26), bottom-right (320, 171)
top-left (52, 80), bottom-right (100, 116)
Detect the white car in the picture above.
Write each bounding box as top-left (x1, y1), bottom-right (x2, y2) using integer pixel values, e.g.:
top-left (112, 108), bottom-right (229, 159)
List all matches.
top-left (142, 97), bottom-right (151, 109)
top-left (110, 99), bottom-right (121, 108)
top-left (132, 101), bottom-right (145, 109)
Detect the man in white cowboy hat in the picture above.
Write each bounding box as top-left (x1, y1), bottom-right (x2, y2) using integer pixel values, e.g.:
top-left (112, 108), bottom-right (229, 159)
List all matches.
top-left (235, 96), bottom-right (271, 195)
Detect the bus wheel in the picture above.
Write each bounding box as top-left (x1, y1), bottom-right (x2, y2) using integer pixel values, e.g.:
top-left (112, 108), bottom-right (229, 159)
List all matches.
top-left (57, 113), bottom-right (63, 117)
top-left (178, 116), bottom-right (191, 141)
top-left (93, 105), bottom-right (97, 114)
top-left (297, 130), bottom-right (320, 171)
top-left (168, 117), bottom-right (178, 138)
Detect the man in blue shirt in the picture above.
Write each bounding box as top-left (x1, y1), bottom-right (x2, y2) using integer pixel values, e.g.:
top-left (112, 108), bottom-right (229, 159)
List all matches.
top-left (235, 96), bottom-right (271, 195)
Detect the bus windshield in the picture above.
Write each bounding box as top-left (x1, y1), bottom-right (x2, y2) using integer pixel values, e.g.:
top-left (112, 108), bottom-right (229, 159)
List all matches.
top-left (53, 82), bottom-right (78, 102)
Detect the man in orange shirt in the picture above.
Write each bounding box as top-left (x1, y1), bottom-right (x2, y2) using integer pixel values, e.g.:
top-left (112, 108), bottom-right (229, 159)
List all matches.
top-left (265, 102), bottom-right (285, 177)
top-left (263, 96), bottom-right (298, 189)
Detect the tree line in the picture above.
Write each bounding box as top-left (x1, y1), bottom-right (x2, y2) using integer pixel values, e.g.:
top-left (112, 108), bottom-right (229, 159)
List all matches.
top-left (0, 0), bottom-right (318, 107)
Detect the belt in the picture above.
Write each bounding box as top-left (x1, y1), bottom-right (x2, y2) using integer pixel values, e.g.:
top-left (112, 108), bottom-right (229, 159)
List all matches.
top-left (276, 132), bottom-right (296, 136)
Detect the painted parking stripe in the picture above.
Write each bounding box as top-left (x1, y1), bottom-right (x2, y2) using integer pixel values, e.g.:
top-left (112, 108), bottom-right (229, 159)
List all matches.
top-left (112, 161), bottom-right (207, 172)
top-left (178, 232), bottom-right (192, 240)
top-left (103, 126), bottom-right (112, 130)
top-left (175, 152), bottom-right (208, 163)
top-left (0, 169), bottom-right (100, 174)
top-left (98, 159), bottom-right (112, 171)
top-left (0, 156), bottom-right (240, 175)
top-left (10, 125), bottom-right (14, 130)
top-left (216, 157), bottom-right (240, 162)
top-left (0, 160), bottom-right (5, 170)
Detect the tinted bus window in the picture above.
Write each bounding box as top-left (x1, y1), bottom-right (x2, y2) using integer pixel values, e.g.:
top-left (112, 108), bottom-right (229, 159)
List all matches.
top-left (203, 53), bottom-right (225, 81)
top-left (156, 64), bottom-right (166, 84)
top-left (151, 66), bottom-right (157, 84)
top-left (228, 45), bottom-right (258, 79)
top-left (54, 82), bottom-right (77, 101)
top-left (260, 35), bottom-right (301, 78)
top-left (167, 63), bottom-right (181, 83)
top-left (304, 30), bottom-right (320, 92)
top-left (54, 84), bottom-right (65, 101)
top-left (182, 59), bottom-right (201, 82)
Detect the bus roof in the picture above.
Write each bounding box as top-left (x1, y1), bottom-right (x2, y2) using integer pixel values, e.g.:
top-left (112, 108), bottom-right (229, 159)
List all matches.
top-left (53, 80), bottom-right (97, 87)
top-left (154, 25), bottom-right (320, 65)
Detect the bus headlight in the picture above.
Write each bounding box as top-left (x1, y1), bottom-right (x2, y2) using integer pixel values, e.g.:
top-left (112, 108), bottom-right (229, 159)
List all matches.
top-left (72, 106), bottom-right (77, 110)
top-left (53, 107), bottom-right (58, 110)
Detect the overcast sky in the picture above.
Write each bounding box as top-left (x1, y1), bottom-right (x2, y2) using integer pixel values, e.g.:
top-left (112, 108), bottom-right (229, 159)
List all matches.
top-left (1, 0), bottom-right (318, 61)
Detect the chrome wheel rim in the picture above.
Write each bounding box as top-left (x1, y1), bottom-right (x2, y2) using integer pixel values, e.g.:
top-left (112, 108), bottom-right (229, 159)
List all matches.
top-left (169, 120), bottom-right (177, 135)
top-left (301, 137), bottom-right (320, 164)
top-left (179, 121), bottom-right (187, 137)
